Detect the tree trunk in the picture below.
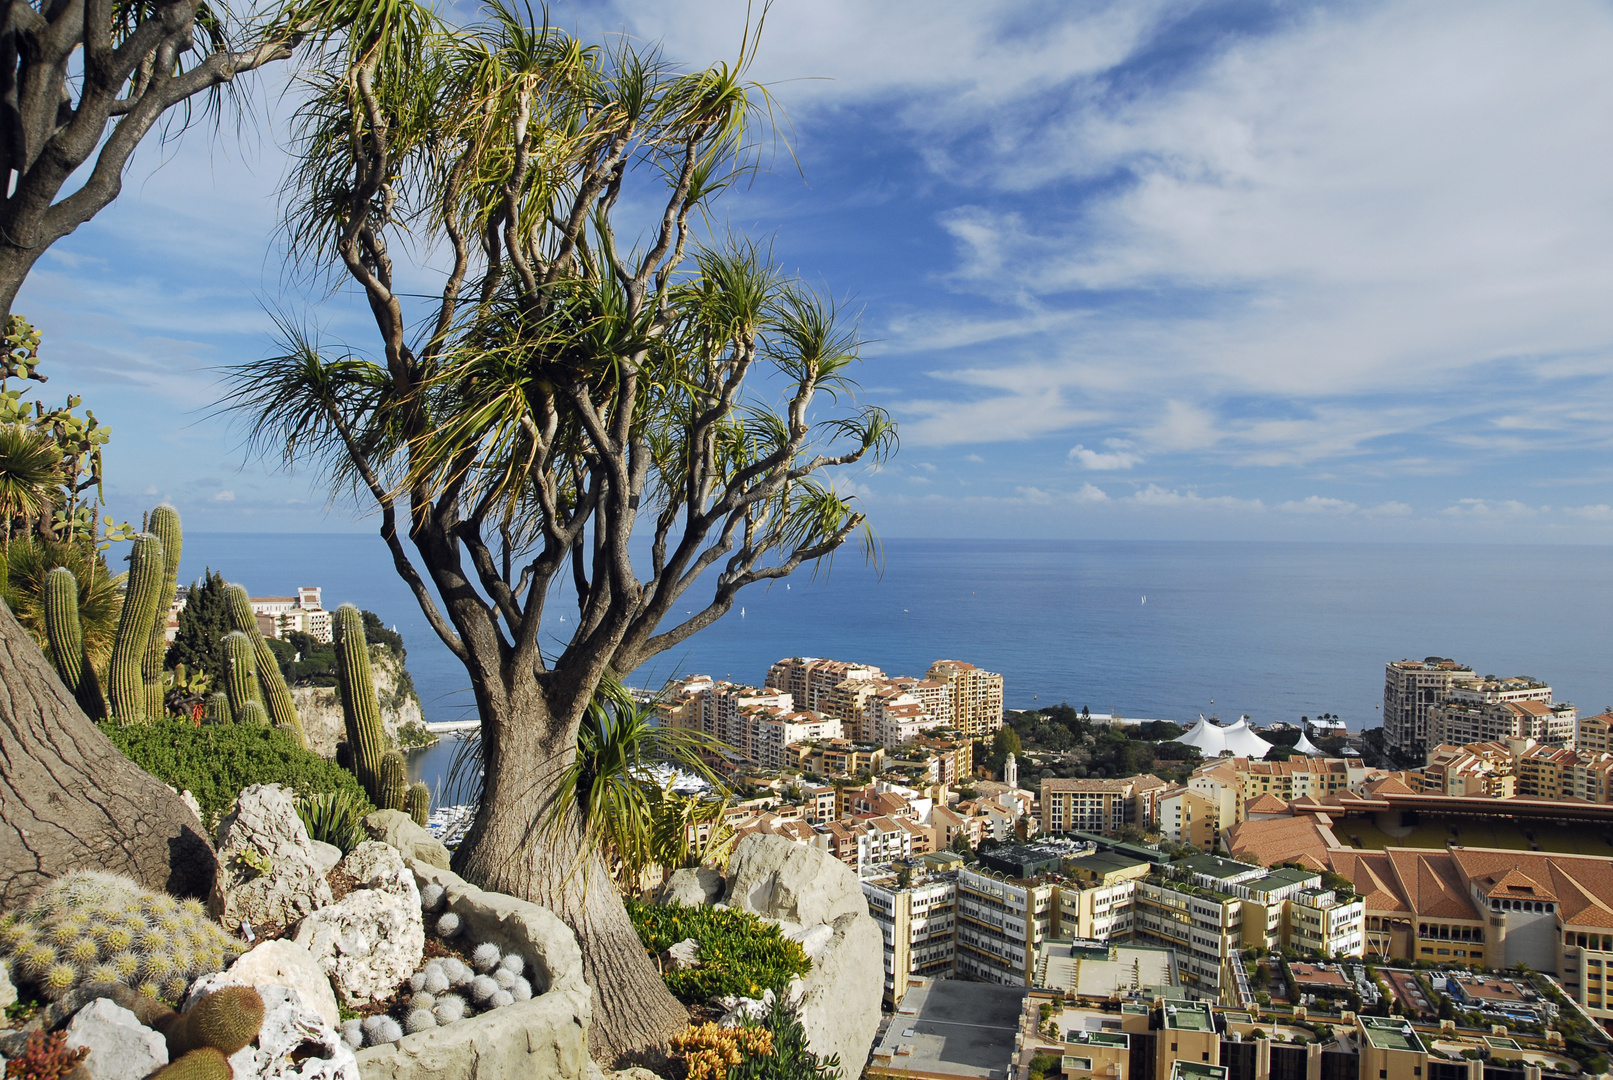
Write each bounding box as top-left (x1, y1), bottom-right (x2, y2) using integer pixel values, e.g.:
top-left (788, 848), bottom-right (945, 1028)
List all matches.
top-left (0, 598), bottom-right (216, 908)
top-left (451, 678), bottom-right (687, 1067)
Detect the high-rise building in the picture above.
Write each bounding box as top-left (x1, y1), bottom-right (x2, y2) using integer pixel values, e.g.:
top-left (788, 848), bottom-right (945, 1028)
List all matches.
top-left (765, 657), bottom-right (884, 711)
top-left (861, 870), bottom-right (957, 1006)
top-left (927, 660), bottom-right (1004, 739)
top-left (1382, 658), bottom-right (1475, 756)
top-left (953, 867), bottom-right (1057, 985)
top-left (1040, 776), bottom-right (1168, 836)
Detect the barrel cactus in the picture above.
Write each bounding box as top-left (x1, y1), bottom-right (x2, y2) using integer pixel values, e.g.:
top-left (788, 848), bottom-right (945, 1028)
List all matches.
top-left (220, 631), bottom-right (262, 714)
top-left (377, 750), bottom-right (406, 812)
top-left (43, 566), bottom-right (105, 719)
top-left (406, 781), bottom-right (430, 827)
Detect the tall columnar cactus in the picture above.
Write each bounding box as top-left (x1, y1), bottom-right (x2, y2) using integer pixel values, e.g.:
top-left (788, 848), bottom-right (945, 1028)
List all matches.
top-left (109, 532), bottom-right (164, 725)
top-left (43, 566), bottom-right (106, 719)
top-left (333, 603), bottom-right (385, 799)
top-left (205, 692), bottom-right (232, 724)
top-left (222, 583), bottom-right (306, 747)
top-left (236, 700), bottom-right (270, 727)
top-left (406, 782), bottom-right (430, 827)
top-left (377, 750), bottom-right (407, 811)
top-left (142, 504), bottom-right (182, 719)
top-left (220, 631), bottom-right (262, 715)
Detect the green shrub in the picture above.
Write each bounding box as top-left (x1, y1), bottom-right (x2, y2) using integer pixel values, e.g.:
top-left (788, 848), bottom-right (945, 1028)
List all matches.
top-left (102, 719), bottom-right (372, 827)
top-left (728, 989), bottom-right (840, 1080)
top-left (626, 900), bottom-right (811, 1004)
top-left (296, 791), bottom-right (371, 852)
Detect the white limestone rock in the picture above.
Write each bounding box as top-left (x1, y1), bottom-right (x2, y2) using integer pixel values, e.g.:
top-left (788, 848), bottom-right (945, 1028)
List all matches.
top-left (794, 911), bottom-right (882, 1078)
top-left (725, 835), bottom-right (867, 928)
top-left (362, 811), bottom-right (450, 870)
top-left (0, 958), bottom-right (16, 1012)
top-left (666, 939), bottom-right (701, 971)
top-left (293, 844), bottom-right (423, 1007)
top-left (227, 984), bottom-right (359, 1080)
top-left (64, 999), bottom-right (168, 1080)
top-left (210, 784), bottom-right (335, 929)
top-left (187, 939), bottom-right (341, 1030)
top-left (659, 867), bottom-right (723, 907)
top-left (309, 842), bottom-right (343, 875)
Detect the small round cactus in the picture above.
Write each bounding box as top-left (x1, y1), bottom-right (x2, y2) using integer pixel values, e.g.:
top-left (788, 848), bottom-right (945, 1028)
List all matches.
top-left (340, 1020), bottom-right (364, 1051)
top-left (498, 953), bottom-right (525, 977)
top-left (441, 958), bottom-right (471, 987)
top-left (370, 1016), bottom-right (403, 1046)
top-left (409, 991), bottom-right (436, 1012)
top-left (422, 968), bottom-right (449, 995)
top-left (468, 975), bottom-right (497, 1005)
top-left (432, 994), bottom-right (466, 1025)
top-left (471, 943), bottom-right (500, 973)
top-left (420, 884), bottom-right (446, 913)
top-left (405, 1009), bottom-right (437, 1035)
top-left (435, 912), bottom-right (461, 939)
top-left (489, 990), bottom-right (514, 1009)
top-left (409, 971), bottom-right (427, 993)
top-left (493, 968), bottom-right (516, 991)
top-left (510, 976), bottom-right (533, 1002)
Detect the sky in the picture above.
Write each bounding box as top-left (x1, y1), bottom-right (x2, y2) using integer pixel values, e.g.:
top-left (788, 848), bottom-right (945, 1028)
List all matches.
top-left (18, 0), bottom-right (1613, 541)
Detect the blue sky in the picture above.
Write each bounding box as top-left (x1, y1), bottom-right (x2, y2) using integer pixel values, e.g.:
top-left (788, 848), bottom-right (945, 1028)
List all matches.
top-left (18, 0), bottom-right (1613, 541)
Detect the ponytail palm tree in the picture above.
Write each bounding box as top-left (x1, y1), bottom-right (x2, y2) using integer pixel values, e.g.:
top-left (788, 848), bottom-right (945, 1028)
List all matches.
top-left (228, 5), bottom-right (894, 1061)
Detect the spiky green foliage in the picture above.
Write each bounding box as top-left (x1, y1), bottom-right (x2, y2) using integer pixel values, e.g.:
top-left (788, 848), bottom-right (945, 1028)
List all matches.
top-left (333, 603), bottom-right (385, 802)
top-left (626, 902), bottom-right (811, 1006)
top-left (0, 422), bottom-right (61, 542)
top-left (0, 871), bottom-right (239, 1003)
top-left (148, 1048), bottom-right (233, 1080)
top-left (42, 565), bottom-right (106, 718)
top-left (377, 749), bottom-right (406, 811)
top-left (727, 990), bottom-right (842, 1080)
top-left (141, 505), bottom-right (182, 719)
top-left (296, 790), bottom-right (370, 853)
top-left (235, 700), bottom-right (270, 727)
top-left (406, 781), bottom-right (430, 827)
top-left (109, 532), bottom-right (164, 725)
top-left (221, 631), bottom-right (262, 715)
top-left (222, 583), bottom-right (306, 747)
top-left (205, 692), bottom-right (232, 724)
top-left (166, 985), bottom-right (264, 1057)
top-left (165, 570), bottom-right (230, 678)
top-left (103, 718), bottom-right (373, 827)
top-left (3, 1030), bottom-right (89, 1080)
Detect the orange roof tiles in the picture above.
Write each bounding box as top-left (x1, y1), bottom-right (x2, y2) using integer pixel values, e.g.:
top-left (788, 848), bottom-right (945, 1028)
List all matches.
top-left (1245, 792), bottom-right (1291, 815)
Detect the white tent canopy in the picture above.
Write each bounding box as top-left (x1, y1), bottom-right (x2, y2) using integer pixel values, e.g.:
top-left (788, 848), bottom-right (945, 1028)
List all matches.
top-left (1292, 733), bottom-right (1323, 755)
top-left (1178, 716), bottom-right (1275, 759)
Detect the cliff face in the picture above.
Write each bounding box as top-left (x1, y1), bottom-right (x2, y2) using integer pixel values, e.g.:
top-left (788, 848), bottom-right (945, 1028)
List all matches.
top-left (291, 644), bottom-right (425, 758)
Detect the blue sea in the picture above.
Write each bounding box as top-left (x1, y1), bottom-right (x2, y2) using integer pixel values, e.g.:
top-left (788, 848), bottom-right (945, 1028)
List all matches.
top-left (174, 536), bottom-right (1613, 736)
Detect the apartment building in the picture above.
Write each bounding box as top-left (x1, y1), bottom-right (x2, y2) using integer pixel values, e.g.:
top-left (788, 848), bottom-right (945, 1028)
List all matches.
top-left (1427, 697), bottom-right (1576, 748)
top-left (1419, 741), bottom-right (1516, 796)
top-left (889, 737), bottom-right (973, 787)
top-left (865, 684), bottom-right (937, 749)
top-left (1040, 776), bottom-right (1168, 836)
top-left (927, 660), bottom-right (1005, 739)
top-left (1057, 851), bottom-right (1152, 941)
top-left (861, 871), bottom-right (957, 1006)
top-left (792, 738), bottom-right (886, 778)
top-left (891, 676), bottom-right (953, 727)
top-left (1229, 757), bottom-right (1366, 802)
top-left (765, 656), bottom-right (884, 711)
top-left (1579, 711), bottom-right (1613, 754)
top-left (1132, 876), bottom-right (1242, 997)
top-left (750, 710), bottom-right (843, 771)
top-left (1158, 788), bottom-right (1219, 851)
top-left (1515, 744), bottom-right (1613, 802)
top-left (797, 784), bottom-right (837, 824)
top-left (250, 586), bottom-right (332, 643)
top-left (954, 867), bottom-right (1057, 985)
top-left (1383, 658), bottom-right (1476, 756)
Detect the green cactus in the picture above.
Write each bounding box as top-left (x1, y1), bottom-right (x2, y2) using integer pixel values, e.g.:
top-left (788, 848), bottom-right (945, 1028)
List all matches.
top-left (406, 781), bottom-right (430, 827)
top-left (205, 692), bottom-right (232, 724)
top-left (377, 749), bottom-right (406, 811)
top-left (220, 631), bottom-right (262, 714)
top-left (150, 1048), bottom-right (233, 1080)
top-left (333, 603), bottom-right (385, 800)
top-left (142, 505), bottom-right (182, 719)
top-left (165, 985), bottom-right (265, 1057)
top-left (222, 583), bottom-right (306, 748)
top-left (0, 871), bottom-right (239, 1003)
top-left (43, 566), bottom-right (106, 719)
top-left (235, 700), bottom-right (270, 727)
top-left (108, 532), bottom-right (164, 725)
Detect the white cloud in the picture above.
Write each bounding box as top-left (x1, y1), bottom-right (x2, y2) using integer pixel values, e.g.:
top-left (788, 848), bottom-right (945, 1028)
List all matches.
top-left (213, 490), bottom-right (236, 502)
top-left (1279, 496), bottom-right (1358, 515)
top-left (1362, 501), bottom-right (1414, 517)
top-left (1128, 485), bottom-right (1264, 512)
top-left (1565, 504), bottom-right (1613, 520)
top-left (1074, 483), bottom-right (1110, 504)
top-left (1440, 498), bottom-right (1541, 518)
top-left (1069, 443), bottom-right (1142, 470)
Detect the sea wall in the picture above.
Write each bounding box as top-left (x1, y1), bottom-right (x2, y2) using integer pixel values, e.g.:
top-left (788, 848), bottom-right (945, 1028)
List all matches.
top-left (293, 644), bottom-right (425, 757)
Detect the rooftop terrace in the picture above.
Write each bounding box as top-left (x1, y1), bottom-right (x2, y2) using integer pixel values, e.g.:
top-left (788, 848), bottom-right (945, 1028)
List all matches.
top-left (1360, 1017), bottom-right (1425, 1053)
top-left (1162, 1000), bottom-right (1215, 1033)
top-left (1170, 1063), bottom-right (1229, 1080)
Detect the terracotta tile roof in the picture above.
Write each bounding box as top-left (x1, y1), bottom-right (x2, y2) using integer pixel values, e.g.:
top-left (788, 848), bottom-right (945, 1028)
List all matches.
top-left (1365, 774), bottom-right (1419, 796)
top-left (1329, 850), bottom-right (1412, 917)
top-left (1245, 793), bottom-right (1291, 815)
top-left (1225, 816), bottom-right (1336, 869)
top-left (1448, 847), bottom-right (1613, 929)
top-left (1387, 849), bottom-right (1482, 922)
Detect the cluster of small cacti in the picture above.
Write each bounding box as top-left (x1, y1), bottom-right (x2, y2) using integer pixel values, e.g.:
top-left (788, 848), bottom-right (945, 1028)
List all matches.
top-left (2, 1030), bottom-right (89, 1080)
top-left (669, 1022), bottom-right (775, 1080)
top-left (0, 871), bottom-right (240, 1004)
top-left (337, 882), bottom-right (533, 1050)
top-left (331, 604), bottom-right (426, 819)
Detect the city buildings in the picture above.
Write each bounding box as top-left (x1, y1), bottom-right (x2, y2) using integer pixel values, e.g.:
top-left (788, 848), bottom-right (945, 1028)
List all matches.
top-left (926, 659), bottom-right (1005, 739)
top-left (861, 865), bottom-right (958, 1006)
top-left (1040, 775), bottom-right (1169, 836)
top-left (249, 586), bottom-right (332, 642)
top-left (954, 866), bottom-right (1057, 985)
top-left (1382, 658), bottom-right (1475, 757)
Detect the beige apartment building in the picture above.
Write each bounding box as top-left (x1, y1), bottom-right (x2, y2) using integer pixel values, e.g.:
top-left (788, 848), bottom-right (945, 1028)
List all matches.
top-left (765, 656), bottom-right (885, 711)
top-left (927, 659), bottom-right (1004, 738)
top-left (1383, 657), bottom-right (1475, 756)
top-left (1157, 787), bottom-right (1219, 851)
top-left (1040, 776), bottom-right (1167, 836)
top-left (250, 586), bottom-right (332, 643)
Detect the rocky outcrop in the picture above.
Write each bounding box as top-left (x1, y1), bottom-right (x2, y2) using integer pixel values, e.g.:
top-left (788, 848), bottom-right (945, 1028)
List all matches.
top-left (363, 811), bottom-right (451, 870)
top-left (64, 998), bottom-right (168, 1080)
top-left (293, 843), bottom-right (424, 1008)
top-left (724, 836), bottom-right (882, 1076)
top-left (353, 859), bottom-right (591, 1080)
top-left (659, 867), bottom-right (722, 907)
top-left (225, 984), bottom-right (360, 1080)
top-left (210, 784), bottom-right (335, 930)
top-left (190, 939), bottom-right (341, 1029)
top-left (293, 646), bottom-right (424, 758)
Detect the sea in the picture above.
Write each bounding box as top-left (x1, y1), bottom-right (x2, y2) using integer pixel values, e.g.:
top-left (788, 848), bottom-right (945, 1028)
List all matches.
top-left (174, 536), bottom-right (1613, 793)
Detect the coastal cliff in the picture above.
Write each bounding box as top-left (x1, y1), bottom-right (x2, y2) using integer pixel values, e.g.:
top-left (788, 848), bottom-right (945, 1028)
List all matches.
top-left (292, 643), bottom-right (425, 757)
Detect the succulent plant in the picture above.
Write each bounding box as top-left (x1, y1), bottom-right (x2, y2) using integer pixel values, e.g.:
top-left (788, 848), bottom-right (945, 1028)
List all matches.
top-left (149, 1048), bottom-right (232, 1080)
top-left (408, 991), bottom-right (436, 1012)
top-left (441, 957), bottom-right (471, 986)
top-left (0, 871), bottom-right (239, 1003)
top-left (406, 782), bottom-right (430, 827)
top-left (221, 631), bottom-right (262, 716)
top-left (498, 953), bottom-right (524, 977)
top-left (431, 994), bottom-right (466, 1025)
top-left (235, 700), bottom-right (270, 727)
top-left (108, 532), bottom-right (164, 725)
top-left (142, 505), bottom-right (183, 720)
top-left (468, 974), bottom-right (497, 1005)
top-left (489, 989), bottom-right (514, 1009)
top-left (43, 566), bottom-right (105, 719)
top-left (361, 1015), bottom-right (402, 1046)
top-left (419, 884), bottom-right (446, 913)
top-left (204, 692), bottom-right (232, 724)
top-left (470, 943), bottom-right (500, 973)
top-left (222, 583), bottom-right (306, 747)
top-left (435, 913), bottom-right (462, 939)
top-left (333, 604), bottom-right (385, 801)
top-left (165, 985), bottom-right (266, 1057)
top-left (510, 976), bottom-right (533, 1001)
top-left (377, 750), bottom-right (406, 812)
top-left (405, 1009), bottom-right (437, 1034)
top-left (493, 967), bottom-right (516, 991)
top-left (3, 1030), bottom-right (88, 1080)
top-left (339, 1019), bottom-right (364, 1052)
top-left (421, 968), bottom-right (449, 996)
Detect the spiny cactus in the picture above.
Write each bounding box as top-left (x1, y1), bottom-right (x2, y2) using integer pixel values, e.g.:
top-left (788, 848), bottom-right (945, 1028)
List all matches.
top-left (406, 781), bottom-right (430, 827)
top-left (236, 700), bottom-right (270, 727)
top-left (149, 1048), bottom-right (233, 1080)
top-left (142, 505), bottom-right (182, 720)
top-left (205, 692), bottom-right (232, 724)
top-left (108, 532), bottom-right (164, 725)
top-left (164, 985), bottom-right (265, 1057)
top-left (42, 566), bottom-right (105, 719)
top-left (378, 750), bottom-right (406, 811)
top-left (223, 583), bottom-right (306, 748)
top-left (3, 1030), bottom-right (88, 1080)
top-left (221, 631), bottom-right (262, 714)
top-left (0, 871), bottom-right (239, 1004)
top-left (333, 604), bottom-right (386, 802)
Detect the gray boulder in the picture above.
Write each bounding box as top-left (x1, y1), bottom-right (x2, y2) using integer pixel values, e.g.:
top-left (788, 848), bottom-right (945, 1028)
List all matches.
top-left (355, 860), bottom-right (590, 1080)
top-left (210, 784), bottom-right (335, 930)
top-left (188, 939), bottom-right (341, 1030)
top-left (225, 984), bottom-right (359, 1080)
top-left (726, 836), bottom-right (881, 1075)
top-left (363, 811), bottom-right (450, 870)
top-left (294, 845), bottom-right (424, 1007)
top-left (666, 939), bottom-right (700, 971)
top-left (309, 841), bottom-right (343, 875)
top-left (0, 958), bottom-right (15, 1011)
top-left (659, 867), bottom-right (723, 907)
top-left (63, 999), bottom-right (168, 1080)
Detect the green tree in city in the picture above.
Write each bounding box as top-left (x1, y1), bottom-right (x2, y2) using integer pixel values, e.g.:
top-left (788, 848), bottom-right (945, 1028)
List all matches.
top-left (166, 571), bottom-right (232, 679)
